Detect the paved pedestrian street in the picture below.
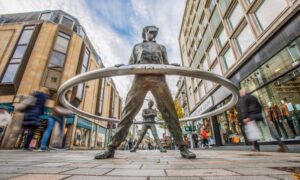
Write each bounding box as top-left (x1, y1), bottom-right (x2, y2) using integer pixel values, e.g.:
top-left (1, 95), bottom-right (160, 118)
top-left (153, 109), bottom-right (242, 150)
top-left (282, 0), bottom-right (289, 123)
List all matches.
top-left (0, 149), bottom-right (300, 180)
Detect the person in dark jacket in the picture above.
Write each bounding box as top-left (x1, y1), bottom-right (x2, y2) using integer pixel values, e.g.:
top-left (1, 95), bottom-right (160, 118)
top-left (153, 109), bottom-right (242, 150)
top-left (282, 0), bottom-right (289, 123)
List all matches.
top-left (22, 87), bottom-right (49, 150)
top-left (239, 88), bottom-right (288, 152)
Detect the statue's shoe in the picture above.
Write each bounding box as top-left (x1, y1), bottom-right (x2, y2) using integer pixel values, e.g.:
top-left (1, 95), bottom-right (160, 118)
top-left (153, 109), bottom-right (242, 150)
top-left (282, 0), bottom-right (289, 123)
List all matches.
top-left (179, 146), bottom-right (196, 159)
top-left (160, 148), bottom-right (167, 153)
top-left (94, 150), bottom-right (114, 159)
top-left (130, 148), bottom-right (137, 152)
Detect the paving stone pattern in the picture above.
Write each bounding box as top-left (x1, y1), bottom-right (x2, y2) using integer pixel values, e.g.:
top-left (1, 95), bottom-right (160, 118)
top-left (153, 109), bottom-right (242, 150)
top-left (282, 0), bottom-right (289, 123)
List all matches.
top-left (0, 149), bottom-right (299, 179)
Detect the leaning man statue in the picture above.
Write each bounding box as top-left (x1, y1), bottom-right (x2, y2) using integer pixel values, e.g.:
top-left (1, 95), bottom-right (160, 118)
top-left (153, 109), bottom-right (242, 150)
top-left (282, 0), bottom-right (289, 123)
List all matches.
top-left (95, 25), bottom-right (196, 159)
top-left (130, 100), bottom-right (167, 153)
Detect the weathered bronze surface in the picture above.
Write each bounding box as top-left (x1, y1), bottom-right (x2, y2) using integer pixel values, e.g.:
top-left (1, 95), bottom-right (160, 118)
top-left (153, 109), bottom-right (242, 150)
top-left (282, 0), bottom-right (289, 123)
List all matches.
top-left (130, 100), bottom-right (166, 152)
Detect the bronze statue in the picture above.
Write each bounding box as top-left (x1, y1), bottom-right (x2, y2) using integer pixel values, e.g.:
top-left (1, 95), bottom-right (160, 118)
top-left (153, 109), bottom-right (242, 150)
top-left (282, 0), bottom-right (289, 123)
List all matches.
top-left (130, 100), bottom-right (166, 153)
top-left (95, 25), bottom-right (196, 159)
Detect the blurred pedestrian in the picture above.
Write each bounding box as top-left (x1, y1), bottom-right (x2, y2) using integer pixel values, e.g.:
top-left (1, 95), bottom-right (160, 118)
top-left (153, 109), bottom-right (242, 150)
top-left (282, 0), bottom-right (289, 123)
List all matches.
top-left (128, 138), bottom-right (133, 150)
top-left (22, 87), bottom-right (49, 151)
top-left (38, 103), bottom-right (70, 152)
top-left (240, 88), bottom-right (288, 152)
top-left (201, 128), bottom-right (209, 148)
top-left (0, 106), bottom-right (11, 144)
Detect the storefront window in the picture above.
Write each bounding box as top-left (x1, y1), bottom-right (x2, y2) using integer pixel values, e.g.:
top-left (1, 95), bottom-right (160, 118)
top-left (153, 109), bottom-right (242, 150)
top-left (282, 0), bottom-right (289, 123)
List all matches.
top-left (195, 118), bottom-right (215, 145)
top-left (74, 117), bottom-right (92, 147)
top-left (217, 107), bottom-right (244, 144)
top-left (97, 126), bottom-right (106, 148)
top-left (241, 37), bottom-right (300, 141)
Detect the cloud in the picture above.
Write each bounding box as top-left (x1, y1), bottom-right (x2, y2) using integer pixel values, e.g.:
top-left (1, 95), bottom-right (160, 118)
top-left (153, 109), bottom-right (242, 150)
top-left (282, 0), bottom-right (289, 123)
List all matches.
top-left (0, 0), bottom-right (186, 128)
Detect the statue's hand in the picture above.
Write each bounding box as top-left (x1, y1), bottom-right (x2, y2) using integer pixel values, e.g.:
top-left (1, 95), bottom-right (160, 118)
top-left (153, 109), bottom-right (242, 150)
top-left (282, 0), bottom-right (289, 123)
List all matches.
top-left (170, 63), bottom-right (181, 67)
top-left (114, 64), bottom-right (125, 67)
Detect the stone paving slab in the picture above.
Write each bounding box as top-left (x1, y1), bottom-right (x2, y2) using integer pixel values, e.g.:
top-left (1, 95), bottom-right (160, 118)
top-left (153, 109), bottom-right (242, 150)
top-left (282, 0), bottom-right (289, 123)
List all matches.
top-left (0, 174), bottom-right (22, 180)
top-left (227, 167), bottom-right (291, 175)
top-left (107, 169), bottom-right (166, 176)
top-left (65, 176), bottom-right (147, 180)
top-left (8, 174), bottom-right (70, 180)
top-left (62, 168), bottom-right (112, 176)
top-left (166, 169), bottom-right (239, 176)
top-left (0, 149), bottom-right (298, 179)
top-left (202, 176), bottom-right (278, 180)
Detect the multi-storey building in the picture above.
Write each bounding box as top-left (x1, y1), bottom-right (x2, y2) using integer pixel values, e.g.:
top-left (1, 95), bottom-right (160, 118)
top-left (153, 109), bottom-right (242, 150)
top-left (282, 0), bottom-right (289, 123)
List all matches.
top-left (0, 10), bottom-right (122, 149)
top-left (179, 0), bottom-right (300, 146)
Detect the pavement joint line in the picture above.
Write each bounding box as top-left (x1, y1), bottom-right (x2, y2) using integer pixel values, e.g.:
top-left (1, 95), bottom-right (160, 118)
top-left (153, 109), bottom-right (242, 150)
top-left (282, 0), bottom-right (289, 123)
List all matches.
top-left (58, 167), bottom-right (78, 174)
top-left (164, 169), bottom-right (168, 176)
top-left (102, 168), bottom-right (115, 175)
top-left (223, 168), bottom-right (243, 175)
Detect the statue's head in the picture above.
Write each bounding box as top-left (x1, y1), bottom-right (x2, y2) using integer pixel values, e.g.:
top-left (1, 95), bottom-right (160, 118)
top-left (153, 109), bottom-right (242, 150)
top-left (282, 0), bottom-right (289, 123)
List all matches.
top-left (142, 25), bottom-right (158, 42)
top-left (148, 100), bottom-right (154, 108)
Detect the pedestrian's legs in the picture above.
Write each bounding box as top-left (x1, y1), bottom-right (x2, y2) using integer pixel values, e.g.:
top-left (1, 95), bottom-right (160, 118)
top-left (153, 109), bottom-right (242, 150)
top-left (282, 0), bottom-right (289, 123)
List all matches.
top-left (40, 117), bottom-right (55, 150)
top-left (132, 125), bottom-right (148, 150)
top-left (253, 141), bottom-right (260, 151)
top-left (262, 121), bottom-right (288, 152)
top-left (23, 126), bottom-right (37, 149)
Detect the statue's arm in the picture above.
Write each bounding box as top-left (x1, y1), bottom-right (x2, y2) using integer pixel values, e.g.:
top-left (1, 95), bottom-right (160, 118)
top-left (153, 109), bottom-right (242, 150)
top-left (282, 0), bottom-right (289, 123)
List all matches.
top-left (128, 45), bottom-right (137, 65)
top-left (161, 45), bottom-right (169, 65)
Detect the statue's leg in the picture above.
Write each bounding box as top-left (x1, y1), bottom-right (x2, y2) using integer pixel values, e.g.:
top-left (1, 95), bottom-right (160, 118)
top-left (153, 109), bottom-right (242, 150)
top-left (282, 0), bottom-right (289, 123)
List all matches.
top-left (151, 78), bottom-right (196, 159)
top-left (95, 78), bottom-right (147, 159)
top-left (130, 125), bottom-right (148, 152)
top-left (150, 124), bottom-right (166, 152)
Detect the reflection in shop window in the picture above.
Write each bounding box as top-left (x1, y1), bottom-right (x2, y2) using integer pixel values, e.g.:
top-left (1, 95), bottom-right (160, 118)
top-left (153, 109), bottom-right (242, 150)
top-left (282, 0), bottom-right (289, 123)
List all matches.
top-left (254, 0), bottom-right (287, 31)
top-left (240, 37), bottom-right (300, 141)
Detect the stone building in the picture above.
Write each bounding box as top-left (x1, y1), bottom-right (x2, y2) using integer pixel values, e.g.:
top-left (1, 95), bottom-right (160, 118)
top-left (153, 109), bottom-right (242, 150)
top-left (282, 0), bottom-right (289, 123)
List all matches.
top-left (0, 10), bottom-right (121, 149)
top-left (179, 0), bottom-right (300, 146)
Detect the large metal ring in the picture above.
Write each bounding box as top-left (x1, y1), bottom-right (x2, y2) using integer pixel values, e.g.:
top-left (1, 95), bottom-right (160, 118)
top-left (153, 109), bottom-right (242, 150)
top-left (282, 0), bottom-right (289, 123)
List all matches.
top-left (58, 64), bottom-right (239, 123)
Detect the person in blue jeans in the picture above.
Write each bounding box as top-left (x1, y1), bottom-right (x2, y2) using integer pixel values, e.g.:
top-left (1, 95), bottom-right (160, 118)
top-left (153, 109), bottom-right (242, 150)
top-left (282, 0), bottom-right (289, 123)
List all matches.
top-left (39, 104), bottom-right (70, 152)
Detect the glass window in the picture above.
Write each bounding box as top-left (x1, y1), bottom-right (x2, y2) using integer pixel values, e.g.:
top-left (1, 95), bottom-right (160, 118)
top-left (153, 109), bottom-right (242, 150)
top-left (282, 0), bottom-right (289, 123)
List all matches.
top-left (223, 48), bottom-right (235, 70)
top-left (254, 0), bottom-right (287, 30)
top-left (76, 83), bottom-right (84, 99)
top-left (12, 45), bottom-right (27, 59)
top-left (194, 88), bottom-right (200, 103)
top-left (76, 48), bottom-right (90, 99)
top-left (1, 64), bottom-right (20, 83)
top-left (200, 13), bottom-right (208, 30)
top-left (219, 0), bottom-right (232, 14)
top-left (236, 25), bottom-right (255, 54)
top-left (212, 62), bottom-right (222, 75)
top-left (44, 31), bottom-right (70, 89)
top-left (78, 26), bottom-right (86, 38)
top-left (208, 44), bottom-right (217, 62)
top-left (199, 83), bottom-right (206, 98)
top-left (205, 80), bottom-right (213, 91)
top-left (217, 28), bottom-right (228, 48)
top-left (228, 3), bottom-right (244, 30)
top-left (1, 26), bottom-right (34, 83)
top-left (39, 12), bottom-right (52, 20)
top-left (208, 0), bottom-right (217, 13)
top-left (49, 51), bottom-right (66, 69)
top-left (201, 57), bottom-right (209, 71)
top-left (54, 36), bottom-right (69, 53)
top-left (60, 16), bottom-right (74, 29)
top-left (18, 29), bottom-right (34, 44)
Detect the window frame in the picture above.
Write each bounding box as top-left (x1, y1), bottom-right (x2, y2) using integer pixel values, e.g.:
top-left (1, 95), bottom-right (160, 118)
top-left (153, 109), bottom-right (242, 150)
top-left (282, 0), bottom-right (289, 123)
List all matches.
top-left (38, 11), bottom-right (53, 21)
top-left (59, 15), bottom-right (75, 29)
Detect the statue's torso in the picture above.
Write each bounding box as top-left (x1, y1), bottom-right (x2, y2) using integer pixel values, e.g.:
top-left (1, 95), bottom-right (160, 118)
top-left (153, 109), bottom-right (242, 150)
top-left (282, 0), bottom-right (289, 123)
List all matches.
top-left (134, 42), bottom-right (164, 64)
top-left (143, 108), bottom-right (157, 123)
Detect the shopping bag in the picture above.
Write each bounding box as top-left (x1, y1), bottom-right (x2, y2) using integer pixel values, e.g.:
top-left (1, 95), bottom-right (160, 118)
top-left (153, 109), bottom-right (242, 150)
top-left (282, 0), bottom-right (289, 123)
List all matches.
top-left (245, 120), bottom-right (262, 141)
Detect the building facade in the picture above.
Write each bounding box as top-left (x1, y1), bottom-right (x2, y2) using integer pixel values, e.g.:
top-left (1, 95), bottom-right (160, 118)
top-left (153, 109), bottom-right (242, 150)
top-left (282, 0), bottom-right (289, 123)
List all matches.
top-left (179, 0), bottom-right (300, 146)
top-left (0, 10), bottom-right (121, 149)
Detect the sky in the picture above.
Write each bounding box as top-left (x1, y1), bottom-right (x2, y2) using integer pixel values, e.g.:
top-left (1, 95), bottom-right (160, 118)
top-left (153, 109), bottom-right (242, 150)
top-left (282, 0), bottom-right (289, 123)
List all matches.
top-left (0, 0), bottom-right (186, 136)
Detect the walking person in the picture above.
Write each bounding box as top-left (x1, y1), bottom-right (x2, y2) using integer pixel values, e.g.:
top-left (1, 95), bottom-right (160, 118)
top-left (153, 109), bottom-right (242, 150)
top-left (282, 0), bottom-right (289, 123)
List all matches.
top-left (239, 88), bottom-right (288, 152)
top-left (201, 128), bottom-right (209, 148)
top-left (39, 103), bottom-right (70, 152)
top-left (22, 87), bottom-right (49, 151)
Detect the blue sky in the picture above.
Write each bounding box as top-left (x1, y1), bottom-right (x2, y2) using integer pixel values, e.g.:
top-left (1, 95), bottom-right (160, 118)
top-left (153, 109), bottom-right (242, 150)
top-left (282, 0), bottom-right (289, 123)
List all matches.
top-left (0, 0), bottom-right (186, 134)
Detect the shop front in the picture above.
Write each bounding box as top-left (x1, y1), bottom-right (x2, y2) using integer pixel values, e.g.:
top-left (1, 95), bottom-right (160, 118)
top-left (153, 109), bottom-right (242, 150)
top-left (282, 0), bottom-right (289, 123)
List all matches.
top-left (73, 116), bottom-right (92, 148)
top-left (240, 36), bottom-right (300, 142)
top-left (97, 125), bottom-right (106, 149)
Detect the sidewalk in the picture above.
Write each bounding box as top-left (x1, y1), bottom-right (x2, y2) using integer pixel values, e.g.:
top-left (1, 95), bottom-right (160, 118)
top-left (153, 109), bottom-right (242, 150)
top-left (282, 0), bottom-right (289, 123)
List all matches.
top-left (0, 148), bottom-right (300, 180)
top-left (195, 144), bottom-right (300, 153)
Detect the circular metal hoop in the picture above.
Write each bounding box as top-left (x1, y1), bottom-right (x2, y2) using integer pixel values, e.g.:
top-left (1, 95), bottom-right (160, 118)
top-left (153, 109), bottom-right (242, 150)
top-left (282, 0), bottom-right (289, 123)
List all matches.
top-left (58, 64), bottom-right (239, 123)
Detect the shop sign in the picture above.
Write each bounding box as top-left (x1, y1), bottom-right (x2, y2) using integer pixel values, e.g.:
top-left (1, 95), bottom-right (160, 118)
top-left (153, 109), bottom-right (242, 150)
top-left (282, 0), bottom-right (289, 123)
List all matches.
top-left (77, 116), bottom-right (92, 130)
top-left (191, 96), bottom-right (214, 116)
top-left (185, 126), bottom-right (192, 132)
